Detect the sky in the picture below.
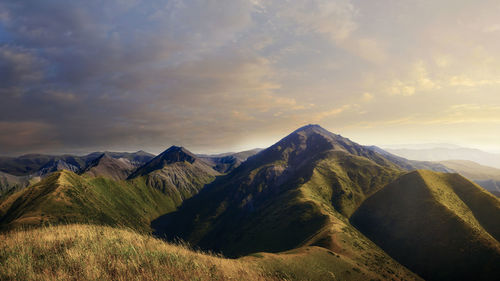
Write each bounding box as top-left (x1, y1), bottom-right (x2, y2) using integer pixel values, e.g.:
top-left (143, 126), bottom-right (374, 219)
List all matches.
top-left (1, 0), bottom-right (500, 156)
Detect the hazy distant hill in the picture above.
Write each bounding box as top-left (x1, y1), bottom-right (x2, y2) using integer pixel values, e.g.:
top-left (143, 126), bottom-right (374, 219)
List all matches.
top-left (366, 145), bottom-right (454, 172)
top-left (198, 148), bottom-right (263, 173)
top-left (351, 170), bottom-right (500, 281)
top-left (385, 146), bottom-right (500, 169)
top-left (0, 151), bottom-right (154, 177)
top-left (437, 160), bottom-right (500, 197)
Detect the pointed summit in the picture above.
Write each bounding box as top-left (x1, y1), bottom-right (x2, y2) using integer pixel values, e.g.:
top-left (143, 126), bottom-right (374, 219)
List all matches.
top-left (292, 124), bottom-right (331, 134)
top-left (129, 146), bottom-right (209, 178)
top-left (128, 146), bottom-right (219, 204)
top-left (250, 124), bottom-right (395, 169)
top-left (157, 146), bottom-right (197, 164)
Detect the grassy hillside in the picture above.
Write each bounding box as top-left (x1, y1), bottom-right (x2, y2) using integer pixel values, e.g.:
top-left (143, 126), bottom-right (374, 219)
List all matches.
top-left (351, 170), bottom-right (500, 281)
top-left (0, 170), bottom-right (178, 232)
top-left (0, 224), bottom-right (418, 281)
top-left (0, 224), bottom-right (270, 281)
top-left (155, 125), bottom-right (421, 280)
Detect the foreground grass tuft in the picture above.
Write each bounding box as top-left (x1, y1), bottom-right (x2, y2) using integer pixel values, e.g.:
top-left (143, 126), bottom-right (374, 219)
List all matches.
top-left (0, 224), bottom-right (277, 281)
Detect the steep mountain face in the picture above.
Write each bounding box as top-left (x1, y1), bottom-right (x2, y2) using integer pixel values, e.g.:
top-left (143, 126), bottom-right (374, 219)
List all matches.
top-left (154, 125), bottom-right (421, 280)
top-left (199, 148), bottom-right (263, 173)
top-left (82, 153), bottom-right (135, 181)
top-left (36, 159), bottom-right (81, 177)
top-left (0, 171), bottom-right (30, 195)
top-left (351, 170), bottom-right (500, 281)
top-left (0, 170), bottom-right (178, 232)
top-left (129, 146), bottom-right (219, 205)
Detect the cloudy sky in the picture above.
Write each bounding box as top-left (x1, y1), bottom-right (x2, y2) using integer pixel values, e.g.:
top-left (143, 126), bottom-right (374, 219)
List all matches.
top-left (1, 0), bottom-right (500, 155)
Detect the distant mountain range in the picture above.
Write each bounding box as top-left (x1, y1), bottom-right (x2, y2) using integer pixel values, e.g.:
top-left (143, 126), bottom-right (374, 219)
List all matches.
top-left (0, 124), bottom-right (499, 281)
top-left (385, 146), bottom-right (500, 169)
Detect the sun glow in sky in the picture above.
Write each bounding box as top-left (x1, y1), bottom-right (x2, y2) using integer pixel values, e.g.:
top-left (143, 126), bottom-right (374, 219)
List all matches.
top-left (1, 0), bottom-right (500, 155)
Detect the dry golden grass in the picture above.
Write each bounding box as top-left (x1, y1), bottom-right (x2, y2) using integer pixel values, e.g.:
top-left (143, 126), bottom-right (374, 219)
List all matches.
top-left (0, 224), bottom-right (279, 281)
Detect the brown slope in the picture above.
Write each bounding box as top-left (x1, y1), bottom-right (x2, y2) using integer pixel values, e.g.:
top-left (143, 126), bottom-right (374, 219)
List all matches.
top-left (351, 170), bottom-right (500, 281)
top-left (82, 153), bottom-right (135, 181)
top-left (129, 146), bottom-right (220, 205)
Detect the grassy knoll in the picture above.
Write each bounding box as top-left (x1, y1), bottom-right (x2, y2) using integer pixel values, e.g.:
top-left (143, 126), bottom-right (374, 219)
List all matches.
top-left (0, 224), bottom-right (273, 281)
top-left (0, 170), bottom-right (178, 232)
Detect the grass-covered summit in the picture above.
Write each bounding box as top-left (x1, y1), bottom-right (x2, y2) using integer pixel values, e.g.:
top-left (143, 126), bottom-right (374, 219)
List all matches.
top-left (351, 170), bottom-right (500, 281)
top-left (0, 170), bottom-right (178, 232)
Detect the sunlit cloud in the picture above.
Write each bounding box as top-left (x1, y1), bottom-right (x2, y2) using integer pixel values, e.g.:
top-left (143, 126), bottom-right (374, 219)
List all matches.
top-left (0, 0), bottom-right (500, 154)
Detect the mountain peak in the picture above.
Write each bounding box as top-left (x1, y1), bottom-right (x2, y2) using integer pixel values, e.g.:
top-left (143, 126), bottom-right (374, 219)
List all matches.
top-left (157, 146), bottom-right (197, 163)
top-left (293, 124), bottom-right (329, 134)
top-left (128, 146), bottom-right (200, 178)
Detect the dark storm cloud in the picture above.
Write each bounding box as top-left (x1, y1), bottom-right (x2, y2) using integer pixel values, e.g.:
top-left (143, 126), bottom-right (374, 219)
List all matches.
top-left (1, 0), bottom-right (500, 155)
top-left (0, 0), bottom-right (265, 154)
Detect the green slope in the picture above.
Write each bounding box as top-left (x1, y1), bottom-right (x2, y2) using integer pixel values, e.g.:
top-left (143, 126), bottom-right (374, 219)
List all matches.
top-left (0, 170), bottom-right (178, 232)
top-left (155, 125), bottom-right (421, 280)
top-left (351, 170), bottom-right (500, 281)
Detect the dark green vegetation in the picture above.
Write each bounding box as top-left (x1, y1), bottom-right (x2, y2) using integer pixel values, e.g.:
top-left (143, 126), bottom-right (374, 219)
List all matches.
top-left (1, 125), bottom-right (499, 281)
top-left (156, 125), bottom-right (421, 280)
top-left (351, 170), bottom-right (500, 281)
